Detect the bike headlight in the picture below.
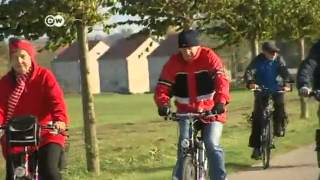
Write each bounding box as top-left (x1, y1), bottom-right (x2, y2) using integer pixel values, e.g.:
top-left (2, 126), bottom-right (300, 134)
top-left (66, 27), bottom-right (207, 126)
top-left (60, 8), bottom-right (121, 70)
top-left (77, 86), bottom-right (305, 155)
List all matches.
top-left (181, 139), bottom-right (190, 148)
top-left (14, 166), bottom-right (26, 178)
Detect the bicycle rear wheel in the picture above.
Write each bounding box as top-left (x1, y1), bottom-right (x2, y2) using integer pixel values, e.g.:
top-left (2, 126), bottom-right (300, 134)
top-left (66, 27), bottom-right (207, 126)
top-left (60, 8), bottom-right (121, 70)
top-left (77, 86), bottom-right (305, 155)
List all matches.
top-left (181, 156), bottom-right (196, 180)
top-left (261, 118), bottom-right (272, 169)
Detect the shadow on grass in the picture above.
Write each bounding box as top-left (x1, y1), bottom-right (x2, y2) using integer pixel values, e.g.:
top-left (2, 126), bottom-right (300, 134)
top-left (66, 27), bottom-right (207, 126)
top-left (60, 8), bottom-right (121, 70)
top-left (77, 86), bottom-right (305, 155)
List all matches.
top-left (226, 162), bottom-right (252, 171)
top-left (105, 165), bottom-right (174, 174)
top-left (227, 162), bottom-right (316, 173)
top-left (267, 163), bottom-right (316, 170)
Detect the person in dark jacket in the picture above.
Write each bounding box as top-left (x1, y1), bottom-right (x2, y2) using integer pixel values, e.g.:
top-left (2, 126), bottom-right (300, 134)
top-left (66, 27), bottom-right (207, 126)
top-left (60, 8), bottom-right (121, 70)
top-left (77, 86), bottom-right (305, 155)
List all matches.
top-left (297, 40), bottom-right (320, 97)
top-left (297, 40), bottom-right (320, 163)
top-left (244, 41), bottom-right (293, 160)
top-left (154, 30), bottom-right (230, 180)
top-left (0, 38), bottom-right (69, 180)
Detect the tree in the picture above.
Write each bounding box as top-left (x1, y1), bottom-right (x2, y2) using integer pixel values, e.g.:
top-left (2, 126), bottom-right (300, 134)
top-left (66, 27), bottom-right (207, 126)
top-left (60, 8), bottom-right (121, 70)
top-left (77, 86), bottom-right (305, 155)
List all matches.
top-left (204, 0), bottom-right (281, 60)
top-left (0, 41), bottom-right (8, 59)
top-left (0, 0), bottom-right (117, 175)
top-left (113, 0), bottom-right (230, 35)
top-left (273, 0), bottom-right (320, 119)
top-left (0, 41), bottom-right (9, 76)
top-left (115, 0), bottom-right (278, 78)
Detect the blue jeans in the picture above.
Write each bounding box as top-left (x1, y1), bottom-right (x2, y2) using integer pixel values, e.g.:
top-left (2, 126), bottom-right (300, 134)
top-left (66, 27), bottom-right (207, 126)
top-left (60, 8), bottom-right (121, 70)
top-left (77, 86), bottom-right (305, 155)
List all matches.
top-left (173, 119), bottom-right (226, 180)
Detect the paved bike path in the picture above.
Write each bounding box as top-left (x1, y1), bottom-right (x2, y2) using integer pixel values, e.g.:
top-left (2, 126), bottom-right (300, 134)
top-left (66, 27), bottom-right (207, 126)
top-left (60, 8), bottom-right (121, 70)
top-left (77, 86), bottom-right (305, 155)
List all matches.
top-left (228, 145), bottom-right (318, 180)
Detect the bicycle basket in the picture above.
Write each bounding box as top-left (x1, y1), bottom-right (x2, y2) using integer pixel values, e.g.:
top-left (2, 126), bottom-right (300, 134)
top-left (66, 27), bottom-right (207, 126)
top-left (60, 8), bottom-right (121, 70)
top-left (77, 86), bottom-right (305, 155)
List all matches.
top-left (6, 116), bottom-right (40, 146)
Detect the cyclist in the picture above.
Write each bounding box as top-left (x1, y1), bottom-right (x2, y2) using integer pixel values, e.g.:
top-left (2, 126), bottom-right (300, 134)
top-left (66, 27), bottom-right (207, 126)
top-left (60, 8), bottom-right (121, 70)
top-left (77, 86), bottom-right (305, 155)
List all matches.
top-left (297, 40), bottom-right (320, 151)
top-left (154, 29), bottom-right (230, 180)
top-left (0, 38), bottom-right (69, 180)
top-left (244, 41), bottom-right (293, 160)
top-left (297, 40), bottom-right (320, 99)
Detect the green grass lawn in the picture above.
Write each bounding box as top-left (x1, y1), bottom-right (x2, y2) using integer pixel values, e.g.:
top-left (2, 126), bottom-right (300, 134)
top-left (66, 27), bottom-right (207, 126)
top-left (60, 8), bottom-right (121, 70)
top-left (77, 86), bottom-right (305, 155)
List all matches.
top-left (0, 90), bottom-right (319, 179)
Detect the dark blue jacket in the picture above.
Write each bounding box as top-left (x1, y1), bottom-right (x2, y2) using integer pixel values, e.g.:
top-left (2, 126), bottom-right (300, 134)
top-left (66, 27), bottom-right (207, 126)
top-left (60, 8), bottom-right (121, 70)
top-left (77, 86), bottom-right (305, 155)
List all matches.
top-left (244, 53), bottom-right (292, 92)
top-left (297, 40), bottom-right (320, 90)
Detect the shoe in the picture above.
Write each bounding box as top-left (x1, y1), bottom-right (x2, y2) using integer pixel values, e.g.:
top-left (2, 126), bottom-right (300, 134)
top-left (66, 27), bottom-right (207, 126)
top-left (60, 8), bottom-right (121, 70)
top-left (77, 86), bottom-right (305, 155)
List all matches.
top-left (251, 148), bottom-right (261, 160)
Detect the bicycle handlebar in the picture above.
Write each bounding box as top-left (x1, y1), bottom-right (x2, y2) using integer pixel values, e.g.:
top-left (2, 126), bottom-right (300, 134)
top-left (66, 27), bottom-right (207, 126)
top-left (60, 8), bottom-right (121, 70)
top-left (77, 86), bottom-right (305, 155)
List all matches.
top-left (41, 124), bottom-right (68, 136)
top-left (166, 111), bottom-right (219, 121)
top-left (250, 86), bottom-right (291, 93)
top-left (0, 124), bottom-right (68, 136)
top-left (309, 90), bottom-right (320, 97)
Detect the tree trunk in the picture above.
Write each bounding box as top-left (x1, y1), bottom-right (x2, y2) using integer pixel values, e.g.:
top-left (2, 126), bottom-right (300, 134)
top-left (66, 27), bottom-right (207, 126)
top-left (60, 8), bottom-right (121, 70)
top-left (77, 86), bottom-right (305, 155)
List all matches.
top-left (76, 21), bottom-right (100, 175)
top-left (250, 37), bottom-right (259, 60)
top-left (318, 104), bottom-right (320, 126)
top-left (231, 47), bottom-right (237, 79)
top-left (298, 38), bottom-right (309, 119)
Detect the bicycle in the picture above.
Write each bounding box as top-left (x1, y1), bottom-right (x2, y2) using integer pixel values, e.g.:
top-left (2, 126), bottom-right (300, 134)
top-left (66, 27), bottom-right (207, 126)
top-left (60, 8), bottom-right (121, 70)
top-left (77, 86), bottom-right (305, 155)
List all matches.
top-left (251, 86), bottom-right (290, 169)
top-left (0, 115), bottom-right (67, 180)
top-left (168, 111), bottom-right (218, 180)
top-left (307, 90), bottom-right (320, 169)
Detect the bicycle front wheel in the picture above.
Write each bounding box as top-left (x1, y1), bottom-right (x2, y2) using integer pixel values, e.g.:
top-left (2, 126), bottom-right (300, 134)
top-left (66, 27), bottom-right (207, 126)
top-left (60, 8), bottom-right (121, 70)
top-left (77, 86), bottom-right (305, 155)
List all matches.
top-left (181, 156), bottom-right (196, 180)
top-left (261, 118), bottom-right (272, 169)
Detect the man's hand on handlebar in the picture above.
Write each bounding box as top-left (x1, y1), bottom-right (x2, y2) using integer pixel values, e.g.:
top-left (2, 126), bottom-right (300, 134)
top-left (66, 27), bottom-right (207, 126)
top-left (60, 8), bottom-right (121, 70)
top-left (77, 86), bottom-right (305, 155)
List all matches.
top-left (282, 86), bottom-right (291, 92)
top-left (53, 121), bottom-right (67, 131)
top-left (211, 103), bottom-right (225, 114)
top-left (158, 106), bottom-right (171, 117)
top-left (299, 86), bottom-right (312, 97)
top-left (248, 83), bottom-right (259, 90)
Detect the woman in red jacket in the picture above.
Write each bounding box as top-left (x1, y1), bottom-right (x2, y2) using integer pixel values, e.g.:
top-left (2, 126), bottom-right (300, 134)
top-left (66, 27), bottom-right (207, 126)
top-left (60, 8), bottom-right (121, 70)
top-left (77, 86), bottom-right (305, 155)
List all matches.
top-left (0, 38), bottom-right (69, 180)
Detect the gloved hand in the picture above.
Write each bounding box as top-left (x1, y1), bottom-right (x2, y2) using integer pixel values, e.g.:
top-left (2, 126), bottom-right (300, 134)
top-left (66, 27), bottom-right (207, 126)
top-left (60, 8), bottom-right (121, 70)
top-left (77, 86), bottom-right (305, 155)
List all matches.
top-left (299, 86), bottom-right (311, 97)
top-left (212, 103), bottom-right (225, 114)
top-left (158, 106), bottom-right (171, 117)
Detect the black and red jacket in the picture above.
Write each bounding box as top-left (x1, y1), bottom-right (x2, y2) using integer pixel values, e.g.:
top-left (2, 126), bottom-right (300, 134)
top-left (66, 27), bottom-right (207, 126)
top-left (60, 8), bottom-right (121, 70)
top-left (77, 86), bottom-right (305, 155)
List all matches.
top-left (154, 47), bottom-right (230, 123)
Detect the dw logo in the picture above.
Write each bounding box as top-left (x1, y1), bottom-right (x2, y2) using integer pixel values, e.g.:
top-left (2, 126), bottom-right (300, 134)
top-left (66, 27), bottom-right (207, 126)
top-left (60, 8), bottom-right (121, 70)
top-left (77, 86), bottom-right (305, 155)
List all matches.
top-left (44, 15), bottom-right (65, 27)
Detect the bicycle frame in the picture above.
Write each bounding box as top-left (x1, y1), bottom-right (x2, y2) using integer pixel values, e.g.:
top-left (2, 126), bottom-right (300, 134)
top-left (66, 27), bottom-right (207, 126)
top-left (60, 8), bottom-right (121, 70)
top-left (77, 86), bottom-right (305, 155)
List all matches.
top-left (252, 87), bottom-right (283, 169)
top-left (1, 117), bottom-right (67, 180)
top-left (173, 113), bottom-right (208, 180)
top-left (257, 90), bottom-right (274, 169)
top-left (1, 129), bottom-right (39, 179)
top-left (8, 146), bottom-right (39, 180)
top-left (308, 90), bottom-right (320, 169)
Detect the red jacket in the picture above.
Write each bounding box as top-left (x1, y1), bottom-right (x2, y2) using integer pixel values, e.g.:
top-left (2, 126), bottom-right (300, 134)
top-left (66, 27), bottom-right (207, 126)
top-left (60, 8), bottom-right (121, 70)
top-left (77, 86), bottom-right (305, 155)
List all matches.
top-left (154, 47), bottom-right (230, 123)
top-left (0, 61), bottom-right (69, 156)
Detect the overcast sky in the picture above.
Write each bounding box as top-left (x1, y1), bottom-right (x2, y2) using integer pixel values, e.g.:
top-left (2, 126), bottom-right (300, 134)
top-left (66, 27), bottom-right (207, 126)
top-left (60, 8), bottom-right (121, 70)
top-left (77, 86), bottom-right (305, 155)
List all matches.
top-left (91, 14), bottom-right (143, 36)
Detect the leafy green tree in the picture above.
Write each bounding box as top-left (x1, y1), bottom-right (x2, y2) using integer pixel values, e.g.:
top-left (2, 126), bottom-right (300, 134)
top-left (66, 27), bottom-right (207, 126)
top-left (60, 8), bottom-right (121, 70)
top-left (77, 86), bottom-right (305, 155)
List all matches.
top-left (273, 0), bottom-right (320, 119)
top-left (0, 0), bottom-right (117, 174)
top-left (205, 0), bottom-right (280, 59)
top-left (0, 41), bottom-right (9, 76)
top-left (113, 0), bottom-right (229, 35)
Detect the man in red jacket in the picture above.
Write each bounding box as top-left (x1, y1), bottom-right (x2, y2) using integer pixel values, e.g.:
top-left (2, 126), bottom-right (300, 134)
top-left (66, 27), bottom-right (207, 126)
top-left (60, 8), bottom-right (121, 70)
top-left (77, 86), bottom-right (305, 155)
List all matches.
top-left (0, 38), bottom-right (69, 180)
top-left (154, 30), bottom-right (230, 180)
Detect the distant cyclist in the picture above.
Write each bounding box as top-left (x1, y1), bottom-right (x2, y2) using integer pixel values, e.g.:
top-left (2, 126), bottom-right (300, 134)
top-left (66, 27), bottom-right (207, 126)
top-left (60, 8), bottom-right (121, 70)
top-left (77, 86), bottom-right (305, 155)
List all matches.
top-left (244, 41), bottom-right (293, 160)
top-left (0, 38), bottom-right (69, 180)
top-left (154, 29), bottom-right (230, 180)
